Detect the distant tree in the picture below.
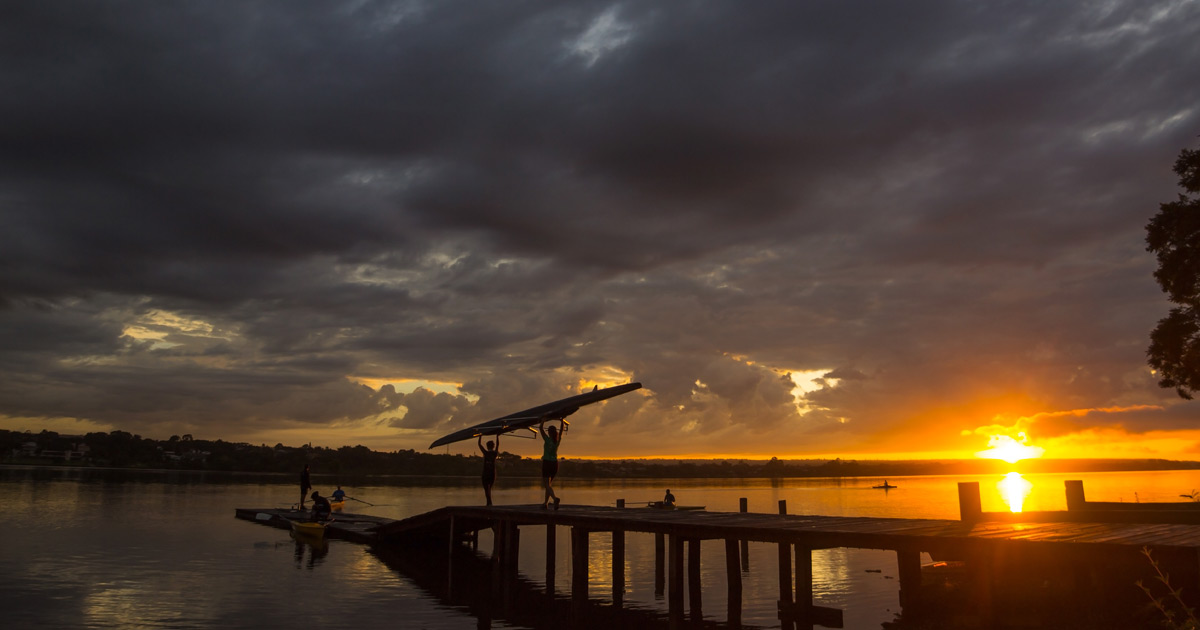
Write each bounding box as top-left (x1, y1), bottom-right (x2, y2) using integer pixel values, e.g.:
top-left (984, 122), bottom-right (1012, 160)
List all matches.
top-left (1147, 141), bottom-right (1200, 398)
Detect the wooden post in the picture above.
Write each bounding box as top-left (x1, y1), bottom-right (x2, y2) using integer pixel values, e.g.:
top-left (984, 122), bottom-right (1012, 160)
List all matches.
top-left (617, 498), bottom-right (625, 508)
top-left (571, 527), bottom-right (589, 605)
top-left (688, 539), bottom-right (703, 622)
top-left (506, 523), bottom-right (521, 574)
top-left (668, 534), bottom-right (685, 625)
top-left (545, 523), bottom-right (556, 596)
top-left (778, 501), bottom-right (794, 630)
top-left (613, 529), bottom-right (625, 607)
top-left (740, 498), bottom-right (750, 572)
top-left (447, 515), bottom-right (456, 596)
top-left (1065, 480), bottom-right (1086, 511)
top-left (897, 549), bottom-right (923, 612)
top-left (725, 538), bottom-right (743, 628)
top-left (958, 482), bottom-right (982, 521)
top-left (795, 544), bottom-right (813, 630)
top-left (655, 532), bottom-right (666, 595)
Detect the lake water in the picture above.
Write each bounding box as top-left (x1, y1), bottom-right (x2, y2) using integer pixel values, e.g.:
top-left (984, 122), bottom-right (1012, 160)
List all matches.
top-left (5, 465), bottom-right (1199, 629)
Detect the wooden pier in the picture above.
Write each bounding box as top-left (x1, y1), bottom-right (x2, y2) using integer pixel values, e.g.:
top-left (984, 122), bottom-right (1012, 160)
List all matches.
top-left (236, 482), bottom-right (1200, 629)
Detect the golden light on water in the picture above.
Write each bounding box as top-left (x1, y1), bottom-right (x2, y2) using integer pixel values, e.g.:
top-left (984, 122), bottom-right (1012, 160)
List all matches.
top-left (975, 433), bottom-right (1045, 464)
top-left (998, 471), bottom-right (1033, 513)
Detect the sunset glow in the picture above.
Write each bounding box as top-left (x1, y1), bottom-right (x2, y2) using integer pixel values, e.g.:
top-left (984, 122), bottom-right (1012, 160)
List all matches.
top-left (998, 472), bottom-right (1033, 513)
top-left (975, 433), bottom-right (1045, 464)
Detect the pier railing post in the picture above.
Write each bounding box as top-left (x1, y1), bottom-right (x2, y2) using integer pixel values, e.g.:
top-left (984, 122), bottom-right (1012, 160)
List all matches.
top-left (958, 482), bottom-right (982, 522)
top-left (1065, 480), bottom-right (1086, 511)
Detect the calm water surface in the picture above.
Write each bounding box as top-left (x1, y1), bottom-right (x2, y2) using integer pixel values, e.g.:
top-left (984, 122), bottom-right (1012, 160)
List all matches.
top-left (5, 466), bottom-right (1199, 629)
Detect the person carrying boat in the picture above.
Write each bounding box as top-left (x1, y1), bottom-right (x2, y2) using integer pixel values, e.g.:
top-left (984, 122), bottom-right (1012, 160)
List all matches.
top-left (478, 434), bottom-right (500, 507)
top-left (309, 491), bottom-right (332, 522)
top-left (300, 464), bottom-right (312, 509)
top-left (663, 489), bottom-right (676, 508)
top-left (539, 418), bottom-right (564, 510)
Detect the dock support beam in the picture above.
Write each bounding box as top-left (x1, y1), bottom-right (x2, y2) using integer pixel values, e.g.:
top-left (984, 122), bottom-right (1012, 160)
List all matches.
top-left (778, 500), bottom-right (794, 630)
top-left (669, 534), bottom-right (685, 626)
top-left (740, 497), bottom-right (750, 572)
top-left (545, 523), bottom-right (556, 596)
top-left (897, 549), bottom-right (922, 612)
top-left (688, 539), bottom-right (703, 622)
top-left (613, 529), bottom-right (625, 607)
top-left (655, 533), bottom-right (666, 595)
top-left (726, 538), bottom-right (743, 627)
top-left (571, 527), bottom-right (589, 606)
top-left (795, 544), bottom-right (813, 630)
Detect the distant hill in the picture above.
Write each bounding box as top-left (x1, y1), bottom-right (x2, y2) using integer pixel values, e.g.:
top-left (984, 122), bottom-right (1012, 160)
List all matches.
top-left (4, 428), bottom-right (1199, 478)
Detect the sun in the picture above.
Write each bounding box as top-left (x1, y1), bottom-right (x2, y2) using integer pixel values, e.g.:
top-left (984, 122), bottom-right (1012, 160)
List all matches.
top-left (975, 433), bottom-right (1045, 464)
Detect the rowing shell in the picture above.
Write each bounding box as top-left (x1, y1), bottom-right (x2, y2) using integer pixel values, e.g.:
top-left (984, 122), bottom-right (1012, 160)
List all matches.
top-left (429, 382), bottom-right (642, 448)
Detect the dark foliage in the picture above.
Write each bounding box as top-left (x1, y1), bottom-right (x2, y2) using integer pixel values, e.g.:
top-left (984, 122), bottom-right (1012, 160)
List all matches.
top-left (1147, 143), bottom-right (1200, 398)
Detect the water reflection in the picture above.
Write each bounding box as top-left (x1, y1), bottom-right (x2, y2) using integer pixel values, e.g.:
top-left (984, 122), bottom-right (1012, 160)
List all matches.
top-left (998, 472), bottom-right (1033, 513)
top-left (291, 534), bottom-right (328, 569)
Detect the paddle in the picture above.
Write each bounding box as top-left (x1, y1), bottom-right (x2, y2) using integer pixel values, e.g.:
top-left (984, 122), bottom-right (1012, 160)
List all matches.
top-left (347, 496), bottom-right (375, 507)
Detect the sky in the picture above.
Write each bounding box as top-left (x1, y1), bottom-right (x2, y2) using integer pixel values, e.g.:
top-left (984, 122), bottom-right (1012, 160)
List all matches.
top-left (2, 1), bottom-right (1200, 461)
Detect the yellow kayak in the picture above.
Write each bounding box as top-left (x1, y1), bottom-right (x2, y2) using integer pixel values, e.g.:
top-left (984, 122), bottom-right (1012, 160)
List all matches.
top-left (331, 500), bottom-right (345, 512)
top-left (290, 520), bottom-right (328, 539)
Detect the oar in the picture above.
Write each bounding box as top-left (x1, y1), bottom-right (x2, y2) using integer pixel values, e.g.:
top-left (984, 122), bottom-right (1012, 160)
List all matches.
top-left (347, 496), bottom-right (375, 507)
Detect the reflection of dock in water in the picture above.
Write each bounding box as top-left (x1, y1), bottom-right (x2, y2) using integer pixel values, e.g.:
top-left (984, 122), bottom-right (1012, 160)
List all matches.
top-left (238, 481), bottom-right (1200, 629)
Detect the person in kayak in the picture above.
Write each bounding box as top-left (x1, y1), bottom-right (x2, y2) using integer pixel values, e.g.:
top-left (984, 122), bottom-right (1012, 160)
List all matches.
top-left (663, 489), bottom-right (676, 507)
top-left (539, 418), bottom-right (565, 510)
top-left (478, 434), bottom-right (500, 507)
top-left (300, 464), bottom-right (312, 509)
top-left (309, 491), bottom-right (332, 521)
top-left (331, 486), bottom-right (346, 503)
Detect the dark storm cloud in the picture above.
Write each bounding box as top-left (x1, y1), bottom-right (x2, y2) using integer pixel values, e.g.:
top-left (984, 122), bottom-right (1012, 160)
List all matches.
top-left (2, 1), bottom-right (1199, 455)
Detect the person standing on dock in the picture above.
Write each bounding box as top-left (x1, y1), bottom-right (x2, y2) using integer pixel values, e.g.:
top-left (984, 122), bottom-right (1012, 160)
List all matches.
top-left (300, 464), bottom-right (311, 509)
top-left (478, 434), bottom-right (500, 506)
top-left (539, 418), bottom-right (564, 509)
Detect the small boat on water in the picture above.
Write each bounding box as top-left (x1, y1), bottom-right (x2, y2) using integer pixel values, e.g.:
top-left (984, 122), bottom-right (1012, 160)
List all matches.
top-left (331, 499), bottom-right (345, 512)
top-left (290, 520), bottom-right (329, 539)
top-left (872, 482), bottom-right (897, 490)
top-left (646, 501), bottom-right (706, 511)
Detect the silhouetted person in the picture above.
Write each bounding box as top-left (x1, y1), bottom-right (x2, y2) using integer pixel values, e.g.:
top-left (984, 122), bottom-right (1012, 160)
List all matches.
top-left (331, 485), bottom-right (346, 502)
top-left (310, 491), bottom-right (331, 521)
top-left (478, 434), bottom-right (500, 506)
top-left (539, 418), bottom-right (565, 509)
top-left (663, 489), bottom-right (676, 507)
top-left (300, 464), bottom-right (311, 509)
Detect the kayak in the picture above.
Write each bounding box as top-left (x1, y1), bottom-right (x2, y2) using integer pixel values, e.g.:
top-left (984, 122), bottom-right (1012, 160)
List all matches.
top-left (331, 499), bottom-right (345, 512)
top-left (646, 501), bottom-right (705, 511)
top-left (872, 484), bottom-right (897, 490)
top-left (290, 520), bottom-right (328, 539)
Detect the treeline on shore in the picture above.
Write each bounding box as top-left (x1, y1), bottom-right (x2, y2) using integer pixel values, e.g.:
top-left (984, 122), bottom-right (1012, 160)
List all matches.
top-left (4, 428), bottom-right (1200, 478)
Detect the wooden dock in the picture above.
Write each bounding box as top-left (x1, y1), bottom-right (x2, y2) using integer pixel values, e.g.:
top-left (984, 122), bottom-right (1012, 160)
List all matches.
top-left (236, 482), bottom-right (1200, 629)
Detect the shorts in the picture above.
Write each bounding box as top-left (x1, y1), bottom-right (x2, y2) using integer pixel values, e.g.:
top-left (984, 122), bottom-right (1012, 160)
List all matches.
top-left (541, 459), bottom-right (558, 479)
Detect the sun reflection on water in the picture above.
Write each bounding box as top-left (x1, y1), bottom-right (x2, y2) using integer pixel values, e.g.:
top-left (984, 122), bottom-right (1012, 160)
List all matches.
top-left (998, 472), bottom-right (1033, 513)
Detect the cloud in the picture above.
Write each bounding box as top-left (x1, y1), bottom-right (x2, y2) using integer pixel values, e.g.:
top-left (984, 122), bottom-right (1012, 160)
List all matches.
top-left (2, 1), bottom-right (1200, 457)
